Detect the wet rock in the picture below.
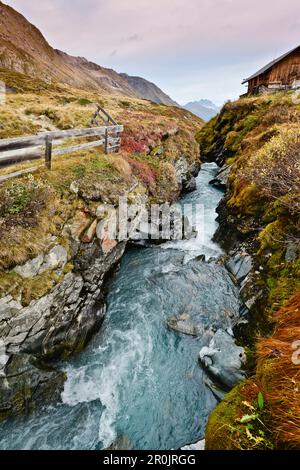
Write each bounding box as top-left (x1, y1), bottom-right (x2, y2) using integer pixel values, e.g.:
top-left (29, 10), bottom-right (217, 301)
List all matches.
top-left (209, 164), bottom-right (231, 190)
top-left (183, 176), bottom-right (197, 193)
top-left (213, 198), bottom-right (260, 252)
top-left (204, 377), bottom-right (227, 402)
top-left (199, 329), bottom-right (246, 390)
top-left (190, 161), bottom-right (201, 177)
top-left (175, 156), bottom-right (199, 194)
top-left (107, 435), bottom-right (133, 450)
top-left (285, 242), bottom-right (298, 262)
top-left (225, 250), bottom-right (253, 283)
top-left (181, 440), bottom-right (205, 451)
top-left (167, 314), bottom-right (199, 336)
top-left (0, 354), bottom-right (66, 422)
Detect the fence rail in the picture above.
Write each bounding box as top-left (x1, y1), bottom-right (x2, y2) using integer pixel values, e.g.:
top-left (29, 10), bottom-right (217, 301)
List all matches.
top-left (0, 106), bottom-right (123, 181)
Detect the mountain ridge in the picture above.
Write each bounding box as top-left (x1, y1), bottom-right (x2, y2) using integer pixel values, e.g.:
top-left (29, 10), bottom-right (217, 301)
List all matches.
top-left (0, 1), bottom-right (177, 106)
top-left (184, 99), bottom-right (220, 121)
top-left (120, 73), bottom-right (179, 106)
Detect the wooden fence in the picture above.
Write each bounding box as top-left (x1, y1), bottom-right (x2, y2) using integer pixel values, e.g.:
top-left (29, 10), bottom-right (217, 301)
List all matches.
top-left (0, 105), bottom-right (123, 181)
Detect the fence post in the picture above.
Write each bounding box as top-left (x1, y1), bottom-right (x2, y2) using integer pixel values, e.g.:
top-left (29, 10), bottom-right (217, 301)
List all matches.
top-left (105, 128), bottom-right (109, 154)
top-left (45, 135), bottom-right (52, 170)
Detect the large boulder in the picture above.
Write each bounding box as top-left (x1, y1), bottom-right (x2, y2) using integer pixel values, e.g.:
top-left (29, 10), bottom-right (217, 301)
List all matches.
top-left (225, 250), bottom-right (253, 284)
top-left (0, 353), bottom-right (66, 422)
top-left (199, 329), bottom-right (246, 390)
top-left (209, 164), bottom-right (231, 190)
top-left (174, 156), bottom-right (200, 193)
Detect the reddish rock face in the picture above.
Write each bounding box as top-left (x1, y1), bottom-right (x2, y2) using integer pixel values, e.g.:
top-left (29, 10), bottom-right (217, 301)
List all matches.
top-left (101, 238), bottom-right (118, 255)
top-left (70, 210), bottom-right (91, 241)
top-left (81, 219), bottom-right (97, 244)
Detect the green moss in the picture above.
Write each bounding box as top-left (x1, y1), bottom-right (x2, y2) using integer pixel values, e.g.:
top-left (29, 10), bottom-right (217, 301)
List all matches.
top-left (78, 98), bottom-right (93, 106)
top-left (206, 381), bottom-right (275, 450)
top-left (266, 261), bottom-right (300, 309)
top-left (0, 268), bottom-right (67, 307)
top-left (71, 164), bottom-right (87, 178)
top-left (119, 100), bottom-right (131, 109)
top-left (206, 382), bottom-right (247, 450)
top-left (0, 178), bottom-right (43, 216)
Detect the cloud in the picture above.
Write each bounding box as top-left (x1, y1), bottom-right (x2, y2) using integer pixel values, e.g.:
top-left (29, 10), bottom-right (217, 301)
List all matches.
top-left (126, 34), bottom-right (142, 42)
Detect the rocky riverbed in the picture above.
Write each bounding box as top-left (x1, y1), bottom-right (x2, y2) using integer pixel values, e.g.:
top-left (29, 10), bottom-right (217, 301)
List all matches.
top-left (0, 162), bottom-right (249, 450)
top-left (0, 156), bottom-right (200, 422)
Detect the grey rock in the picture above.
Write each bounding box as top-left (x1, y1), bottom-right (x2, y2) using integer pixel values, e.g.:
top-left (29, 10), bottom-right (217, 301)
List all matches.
top-left (167, 316), bottom-right (199, 336)
top-left (96, 204), bottom-right (116, 220)
top-left (70, 180), bottom-right (80, 195)
top-left (226, 251), bottom-right (253, 283)
top-left (181, 440), bottom-right (205, 451)
top-left (183, 176), bottom-right (197, 193)
top-left (285, 242), bottom-right (298, 262)
top-left (174, 156), bottom-right (200, 193)
top-left (199, 329), bottom-right (246, 390)
top-left (175, 156), bottom-right (189, 185)
top-left (14, 245), bottom-right (68, 279)
top-left (107, 435), bottom-right (134, 450)
top-left (42, 245), bottom-right (68, 272)
top-left (14, 255), bottom-right (44, 278)
top-left (0, 354), bottom-right (66, 422)
top-left (209, 164), bottom-right (231, 189)
top-left (190, 161), bottom-right (201, 177)
top-left (204, 377), bottom-right (227, 401)
top-left (239, 272), bottom-right (264, 310)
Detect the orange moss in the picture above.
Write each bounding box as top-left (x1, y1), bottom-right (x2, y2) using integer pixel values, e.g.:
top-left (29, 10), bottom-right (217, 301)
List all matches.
top-left (256, 294), bottom-right (300, 448)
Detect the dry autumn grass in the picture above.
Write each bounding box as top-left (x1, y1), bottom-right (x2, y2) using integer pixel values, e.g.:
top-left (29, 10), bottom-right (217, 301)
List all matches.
top-left (0, 69), bottom-right (203, 300)
top-left (257, 294), bottom-right (300, 449)
top-left (199, 91), bottom-right (300, 450)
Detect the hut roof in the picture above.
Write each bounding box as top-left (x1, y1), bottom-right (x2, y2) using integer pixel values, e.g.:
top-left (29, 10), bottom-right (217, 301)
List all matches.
top-left (242, 45), bottom-right (300, 84)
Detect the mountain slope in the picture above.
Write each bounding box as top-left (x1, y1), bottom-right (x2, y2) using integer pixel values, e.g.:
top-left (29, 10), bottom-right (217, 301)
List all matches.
top-left (120, 73), bottom-right (178, 106)
top-left (0, 1), bottom-right (176, 104)
top-left (184, 100), bottom-right (220, 121)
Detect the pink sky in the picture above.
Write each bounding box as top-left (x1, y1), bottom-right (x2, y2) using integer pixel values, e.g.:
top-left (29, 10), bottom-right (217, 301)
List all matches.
top-left (5, 0), bottom-right (300, 104)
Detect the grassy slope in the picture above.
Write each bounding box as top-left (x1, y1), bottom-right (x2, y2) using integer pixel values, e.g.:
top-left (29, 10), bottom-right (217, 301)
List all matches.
top-left (198, 91), bottom-right (300, 449)
top-left (0, 68), bottom-right (202, 305)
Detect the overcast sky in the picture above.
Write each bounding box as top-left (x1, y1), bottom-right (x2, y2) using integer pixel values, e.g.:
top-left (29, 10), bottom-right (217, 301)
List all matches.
top-left (5, 0), bottom-right (300, 105)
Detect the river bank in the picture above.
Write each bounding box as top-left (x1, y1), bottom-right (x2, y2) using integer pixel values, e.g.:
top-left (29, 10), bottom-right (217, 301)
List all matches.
top-left (199, 92), bottom-right (300, 450)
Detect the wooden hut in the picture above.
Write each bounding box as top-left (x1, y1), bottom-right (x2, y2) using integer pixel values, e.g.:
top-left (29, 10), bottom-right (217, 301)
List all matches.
top-left (242, 45), bottom-right (300, 94)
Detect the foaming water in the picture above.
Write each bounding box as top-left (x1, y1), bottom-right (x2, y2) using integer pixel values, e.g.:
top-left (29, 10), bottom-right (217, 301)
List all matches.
top-left (163, 162), bottom-right (224, 260)
top-left (0, 163), bottom-right (241, 450)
